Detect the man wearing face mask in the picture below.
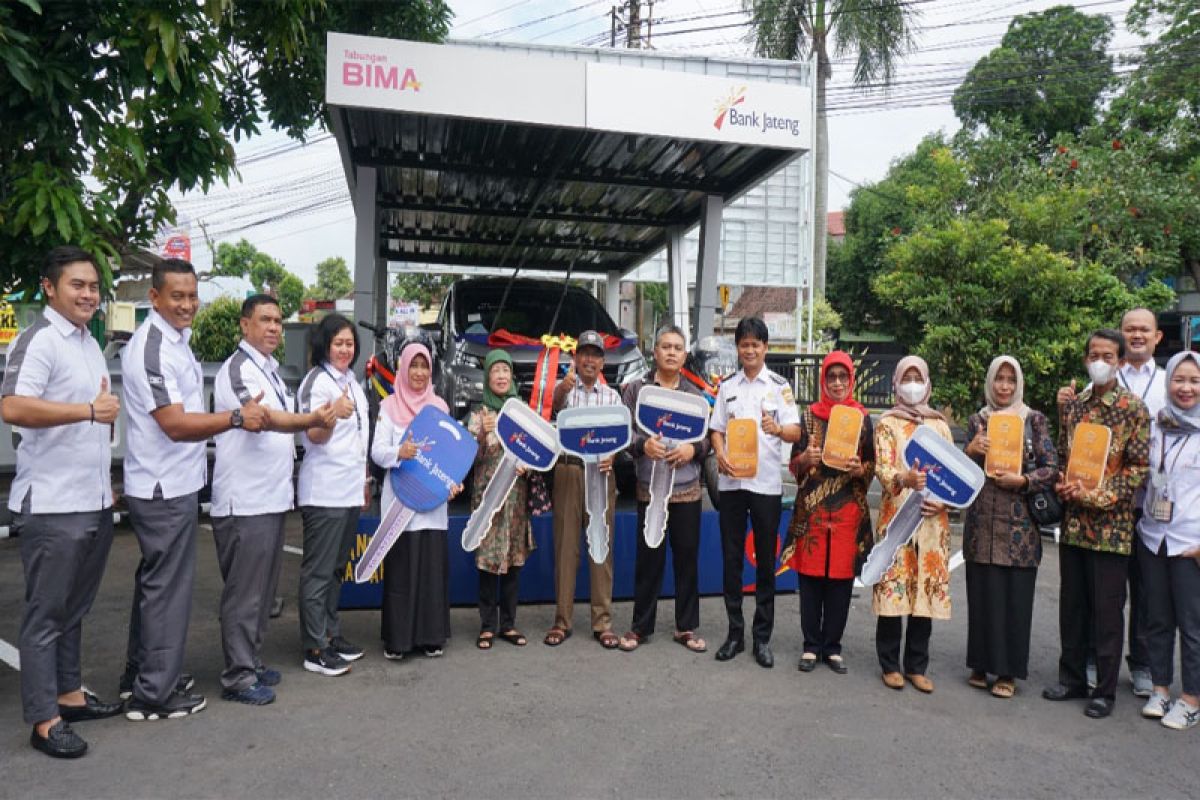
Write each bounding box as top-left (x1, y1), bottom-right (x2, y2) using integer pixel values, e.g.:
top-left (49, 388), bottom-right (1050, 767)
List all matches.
top-left (1043, 329), bottom-right (1150, 719)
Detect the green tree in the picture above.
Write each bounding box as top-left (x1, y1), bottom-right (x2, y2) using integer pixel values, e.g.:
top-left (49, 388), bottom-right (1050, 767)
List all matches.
top-left (211, 238), bottom-right (305, 318)
top-left (391, 273), bottom-right (453, 310)
top-left (874, 218), bottom-right (1172, 420)
top-left (191, 295), bottom-right (286, 363)
top-left (0, 0), bottom-right (451, 297)
top-left (743, 0), bottom-right (921, 298)
top-left (308, 256), bottom-right (354, 301)
top-left (952, 6), bottom-right (1114, 143)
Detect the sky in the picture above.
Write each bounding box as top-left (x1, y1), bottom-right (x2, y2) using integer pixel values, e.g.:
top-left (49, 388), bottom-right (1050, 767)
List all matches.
top-left (170, 0), bottom-right (1144, 286)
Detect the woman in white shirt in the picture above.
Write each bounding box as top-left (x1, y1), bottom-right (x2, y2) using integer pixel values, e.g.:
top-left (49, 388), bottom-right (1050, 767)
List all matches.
top-left (371, 343), bottom-right (458, 659)
top-left (1137, 351), bottom-right (1200, 731)
top-left (297, 315), bottom-right (369, 676)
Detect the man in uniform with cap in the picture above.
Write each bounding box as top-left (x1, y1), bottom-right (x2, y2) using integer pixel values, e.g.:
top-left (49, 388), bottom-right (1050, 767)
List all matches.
top-left (543, 330), bottom-right (623, 650)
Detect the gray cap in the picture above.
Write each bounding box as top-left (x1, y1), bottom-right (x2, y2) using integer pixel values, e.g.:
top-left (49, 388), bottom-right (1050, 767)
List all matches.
top-left (576, 330), bottom-right (606, 355)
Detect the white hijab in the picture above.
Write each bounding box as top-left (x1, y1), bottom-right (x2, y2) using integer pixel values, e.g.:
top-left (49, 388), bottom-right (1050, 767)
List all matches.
top-left (980, 355), bottom-right (1029, 421)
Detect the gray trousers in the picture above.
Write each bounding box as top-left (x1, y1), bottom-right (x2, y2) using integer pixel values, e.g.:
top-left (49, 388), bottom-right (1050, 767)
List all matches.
top-left (17, 510), bottom-right (114, 724)
top-left (1140, 539), bottom-right (1200, 696)
top-left (298, 506), bottom-right (359, 652)
top-left (125, 490), bottom-right (198, 705)
top-left (212, 513), bottom-right (285, 692)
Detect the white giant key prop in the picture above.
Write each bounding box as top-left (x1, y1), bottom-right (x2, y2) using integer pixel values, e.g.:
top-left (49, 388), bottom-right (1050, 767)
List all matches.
top-left (859, 425), bottom-right (986, 586)
top-left (634, 386), bottom-right (711, 547)
top-left (461, 398), bottom-right (561, 551)
top-left (557, 405), bottom-right (632, 564)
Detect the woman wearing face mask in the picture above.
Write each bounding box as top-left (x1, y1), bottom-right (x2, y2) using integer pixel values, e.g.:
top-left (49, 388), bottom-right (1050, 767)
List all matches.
top-left (782, 350), bottom-right (875, 675)
top-left (962, 356), bottom-right (1059, 698)
top-left (466, 350), bottom-right (533, 650)
top-left (371, 344), bottom-right (459, 660)
top-left (873, 356), bottom-right (953, 693)
top-left (1136, 351), bottom-right (1200, 731)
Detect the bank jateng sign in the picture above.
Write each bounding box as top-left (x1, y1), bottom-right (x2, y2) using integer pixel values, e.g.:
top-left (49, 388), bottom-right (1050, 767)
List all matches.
top-left (713, 86), bottom-right (804, 138)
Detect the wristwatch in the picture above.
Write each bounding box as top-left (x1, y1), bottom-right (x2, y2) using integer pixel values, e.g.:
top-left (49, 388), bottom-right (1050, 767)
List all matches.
top-left (230, 408), bottom-right (244, 429)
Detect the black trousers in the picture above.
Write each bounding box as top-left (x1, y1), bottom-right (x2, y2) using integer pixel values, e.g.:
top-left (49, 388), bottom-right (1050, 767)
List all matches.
top-left (478, 567), bottom-right (521, 634)
top-left (876, 615), bottom-right (932, 675)
top-left (1139, 539), bottom-right (1200, 696)
top-left (1058, 543), bottom-right (1128, 700)
top-left (798, 576), bottom-right (854, 657)
top-left (1126, 517), bottom-right (1150, 670)
top-left (630, 499), bottom-right (702, 637)
top-left (718, 490), bottom-right (780, 644)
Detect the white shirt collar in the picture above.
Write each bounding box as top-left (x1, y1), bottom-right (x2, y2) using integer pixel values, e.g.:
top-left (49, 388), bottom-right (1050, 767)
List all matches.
top-left (239, 340), bottom-right (277, 373)
top-left (738, 368), bottom-right (769, 385)
top-left (43, 305), bottom-right (87, 339)
top-left (1121, 360), bottom-right (1157, 377)
top-left (149, 309), bottom-right (190, 344)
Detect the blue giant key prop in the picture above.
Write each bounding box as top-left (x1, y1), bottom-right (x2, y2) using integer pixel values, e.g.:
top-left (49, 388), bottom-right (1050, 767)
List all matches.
top-left (556, 405), bottom-right (632, 564)
top-left (859, 425), bottom-right (986, 586)
top-left (634, 385), bottom-right (711, 547)
top-left (355, 406), bottom-right (477, 583)
top-left (462, 398), bottom-right (561, 551)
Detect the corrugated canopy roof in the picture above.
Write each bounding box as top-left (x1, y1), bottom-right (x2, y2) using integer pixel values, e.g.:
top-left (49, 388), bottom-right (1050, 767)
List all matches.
top-left (328, 34), bottom-right (813, 276)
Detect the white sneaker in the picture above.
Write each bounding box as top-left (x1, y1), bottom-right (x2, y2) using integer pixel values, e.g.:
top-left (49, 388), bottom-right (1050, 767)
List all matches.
top-left (1141, 691), bottom-right (1171, 719)
top-left (1161, 699), bottom-right (1200, 731)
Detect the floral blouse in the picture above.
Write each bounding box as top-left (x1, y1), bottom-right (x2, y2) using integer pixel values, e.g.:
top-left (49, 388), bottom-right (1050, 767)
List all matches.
top-left (466, 405), bottom-right (533, 574)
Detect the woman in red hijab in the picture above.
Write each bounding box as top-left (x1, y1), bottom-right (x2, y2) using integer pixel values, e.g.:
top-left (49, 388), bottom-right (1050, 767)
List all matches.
top-left (781, 350), bottom-right (875, 675)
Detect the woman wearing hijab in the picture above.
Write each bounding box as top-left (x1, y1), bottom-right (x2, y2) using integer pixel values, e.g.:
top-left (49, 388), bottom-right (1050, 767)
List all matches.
top-left (1137, 351), bottom-right (1200, 731)
top-left (962, 356), bottom-right (1059, 698)
top-left (873, 356), bottom-right (954, 693)
top-left (466, 350), bottom-right (533, 650)
top-left (370, 343), bottom-right (457, 659)
top-left (782, 350), bottom-right (875, 674)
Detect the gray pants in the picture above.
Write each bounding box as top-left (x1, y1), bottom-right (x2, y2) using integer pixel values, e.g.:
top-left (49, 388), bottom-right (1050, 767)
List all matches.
top-left (17, 510), bottom-right (114, 724)
top-left (298, 506), bottom-right (359, 652)
top-left (1140, 539), bottom-right (1200, 696)
top-left (212, 513), bottom-right (285, 692)
top-left (125, 490), bottom-right (198, 705)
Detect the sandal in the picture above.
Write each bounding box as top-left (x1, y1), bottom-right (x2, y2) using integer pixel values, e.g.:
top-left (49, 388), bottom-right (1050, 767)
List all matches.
top-left (477, 632), bottom-right (494, 650)
top-left (991, 678), bottom-right (1016, 699)
top-left (544, 627), bottom-right (571, 647)
top-left (593, 630), bottom-right (620, 650)
top-left (968, 671), bottom-right (989, 690)
top-left (499, 629), bottom-right (527, 646)
top-left (673, 631), bottom-right (707, 653)
top-left (618, 631), bottom-right (643, 652)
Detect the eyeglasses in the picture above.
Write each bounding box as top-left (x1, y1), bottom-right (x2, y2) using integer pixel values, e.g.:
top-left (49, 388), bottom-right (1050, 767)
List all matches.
top-left (826, 373), bottom-right (850, 384)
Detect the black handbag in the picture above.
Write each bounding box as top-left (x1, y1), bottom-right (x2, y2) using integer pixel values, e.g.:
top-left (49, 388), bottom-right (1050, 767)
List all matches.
top-left (1023, 416), bottom-right (1063, 527)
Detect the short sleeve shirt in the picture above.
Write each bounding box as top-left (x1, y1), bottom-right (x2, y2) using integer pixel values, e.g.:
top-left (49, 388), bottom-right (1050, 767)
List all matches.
top-left (710, 367), bottom-right (799, 495)
top-left (297, 365), bottom-right (369, 508)
top-left (2, 306), bottom-right (113, 513)
top-left (121, 310), bottom-right (207, 500)
top-left (210, 343), bottom-right (297, 517)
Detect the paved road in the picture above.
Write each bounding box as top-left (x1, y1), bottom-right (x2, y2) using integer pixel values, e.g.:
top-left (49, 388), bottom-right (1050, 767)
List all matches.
top-left (0, 514), bottom-right (1191, 799)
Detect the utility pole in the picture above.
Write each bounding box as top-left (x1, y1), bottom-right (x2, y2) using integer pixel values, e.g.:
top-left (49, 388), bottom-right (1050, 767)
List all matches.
top-left (610, 2), bottom-right (652, 49)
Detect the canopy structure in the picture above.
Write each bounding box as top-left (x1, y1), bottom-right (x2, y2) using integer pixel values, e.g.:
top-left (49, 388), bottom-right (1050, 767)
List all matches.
top-left (327, 33), bottom-right (814, 344)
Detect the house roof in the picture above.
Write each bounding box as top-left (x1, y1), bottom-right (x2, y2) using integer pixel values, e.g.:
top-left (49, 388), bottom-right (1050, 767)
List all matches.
top-left (827, 210), bottom-right (846, 237)
top-left (729, 286), bottom-right (797, 318)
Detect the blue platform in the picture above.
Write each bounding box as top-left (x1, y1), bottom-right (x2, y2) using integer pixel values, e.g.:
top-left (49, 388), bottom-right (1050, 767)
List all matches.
top-left (341, 508), bottom-right (797, 608)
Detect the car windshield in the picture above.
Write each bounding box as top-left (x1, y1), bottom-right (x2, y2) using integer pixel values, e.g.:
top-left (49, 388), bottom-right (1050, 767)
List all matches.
top-left (455, 284), bottom-right (617, 338)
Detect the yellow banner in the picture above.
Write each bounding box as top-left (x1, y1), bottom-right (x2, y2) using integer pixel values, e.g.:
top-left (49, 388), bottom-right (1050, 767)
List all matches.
top-left (821, 405), bottom-right (864, 472)
top-left (727, 418), bottom-right (758, 478)
top-left (985, 413), bottom-right (1024, 478)
top-left (1066, 422), bottom-right (1112, 492)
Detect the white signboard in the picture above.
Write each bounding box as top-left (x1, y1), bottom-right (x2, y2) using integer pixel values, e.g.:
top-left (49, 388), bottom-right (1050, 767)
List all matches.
top-left (326, 33), bottom-right (586, 128)
top-left (586, 63), bottom-right (812, 149)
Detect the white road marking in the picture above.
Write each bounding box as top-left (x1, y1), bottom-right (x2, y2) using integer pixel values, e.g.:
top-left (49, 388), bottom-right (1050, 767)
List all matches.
top-left (949, 550), bottom-right (965, 572)
top-left (0, 638), bottom-right (20, 671)
top-left (0, 526), bottom-right (8, 539)
top-left (283, 545), bottom-right (303, 556)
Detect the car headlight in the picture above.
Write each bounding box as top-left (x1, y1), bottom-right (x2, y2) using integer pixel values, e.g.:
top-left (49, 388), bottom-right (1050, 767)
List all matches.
top-left (454, 350), bottom-right (484, 369)
top-left (618, 357), bottom-right (650, 386)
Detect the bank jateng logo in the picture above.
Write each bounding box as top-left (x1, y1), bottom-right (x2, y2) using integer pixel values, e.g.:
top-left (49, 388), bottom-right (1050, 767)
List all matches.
top-left (579, 430), bottom-right (621, 448)
top-left (342, 49), bottom-right (421, 91)
top-left (712, 84), bottom-right (803, 137)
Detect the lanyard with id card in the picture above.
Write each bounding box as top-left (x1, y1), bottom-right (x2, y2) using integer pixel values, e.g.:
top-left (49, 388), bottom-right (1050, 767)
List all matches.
top-left (1150, 431), bottom-right (1191, 523)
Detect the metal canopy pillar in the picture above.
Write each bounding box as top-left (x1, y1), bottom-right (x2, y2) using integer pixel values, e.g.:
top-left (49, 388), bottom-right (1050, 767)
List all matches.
top-left (605, 270), bottom-right (622, 330)
top-left (666, 226), bottom-right (688, 343)
top-left (692, 194), bottom-right (722, 344)
top-left (352, 165), bottom-right (383, 378)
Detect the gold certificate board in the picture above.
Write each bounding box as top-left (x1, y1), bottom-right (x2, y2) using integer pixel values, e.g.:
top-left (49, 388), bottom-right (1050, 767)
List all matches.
top-left (727, 418), bottom-right (758, 478)
top-left (1066, 422), bottom-right (1112, 492)
top-left (984, 414), bottom-right (1023, 478)
top-left (821, 405), bottom-right (864, 472)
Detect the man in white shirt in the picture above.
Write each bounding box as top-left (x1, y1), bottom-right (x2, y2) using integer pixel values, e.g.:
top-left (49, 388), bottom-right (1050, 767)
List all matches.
top-left (2, 247), bottom-right (124, 758)
top-left (120, 259), bottom-right (269, 722)
top-left (710, 317), bottom-right (801, 669)
top-left (210, 295), bottom-right (338, 706)
top-left (1119, 307), bottom-right (1167, 697)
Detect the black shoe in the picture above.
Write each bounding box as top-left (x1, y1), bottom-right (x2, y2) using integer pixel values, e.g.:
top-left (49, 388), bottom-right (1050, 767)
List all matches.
top-left (59, 691), bottom-right (123, 723)
top-left (753, 641), bottom-right (775, 669)
top-left (119, 669), bottom-right (195, 701)
top-left (304, 648), bottom-right (351, 677)
top-left (1085, 697), bottom-right (1115, 718)
top-left (797, 653), bottom-right (818, 672)
top-left (1042, 683), bottom-right (1089, 701)
top-left (125, 690), bottom-right (207, 721)
top-left (329, 635), bottom-right (364, 663)
top-left (824, 654), bottom-right (849, 675)
top-left (30, 720), bottom-right (87, 759)
top-left (714, 638), bottom-right (744, 662)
